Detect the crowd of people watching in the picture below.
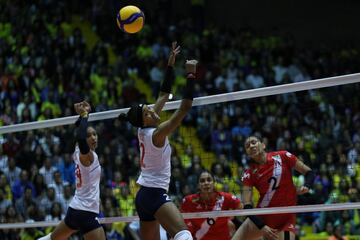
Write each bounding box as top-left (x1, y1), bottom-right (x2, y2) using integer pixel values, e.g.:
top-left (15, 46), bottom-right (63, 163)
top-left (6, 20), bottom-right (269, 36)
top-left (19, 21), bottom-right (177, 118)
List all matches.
top-left (1, 0), bottom-right (360, 239)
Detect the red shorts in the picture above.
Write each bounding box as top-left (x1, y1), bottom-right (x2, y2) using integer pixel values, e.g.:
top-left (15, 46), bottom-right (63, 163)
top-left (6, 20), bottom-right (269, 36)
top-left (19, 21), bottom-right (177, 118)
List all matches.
top-left (260, 213), bottom-right (296, 233)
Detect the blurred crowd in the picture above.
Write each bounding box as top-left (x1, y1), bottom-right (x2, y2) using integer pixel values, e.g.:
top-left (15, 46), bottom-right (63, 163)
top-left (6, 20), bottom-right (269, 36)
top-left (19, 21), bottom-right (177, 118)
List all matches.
top-left (1, 0), bottom-right (360, 239)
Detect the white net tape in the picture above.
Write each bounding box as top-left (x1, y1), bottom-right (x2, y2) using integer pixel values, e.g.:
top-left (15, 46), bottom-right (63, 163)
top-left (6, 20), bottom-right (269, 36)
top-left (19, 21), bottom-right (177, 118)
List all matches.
top-left (1, 73), bottom-right (360, 230)
top-left (1, 73), bottom-right (360, 134)
top-left (0, 203), bottom-right (359, 229)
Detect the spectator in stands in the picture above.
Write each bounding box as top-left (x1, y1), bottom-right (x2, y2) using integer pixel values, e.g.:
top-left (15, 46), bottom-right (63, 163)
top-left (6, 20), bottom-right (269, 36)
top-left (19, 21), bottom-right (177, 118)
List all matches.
top-left (15, 186), bottom-right (36, 219)
top-left (328, 222), bottom-right (349, 240)
top-left (48, 170), bottom-right (68, 199)
top-left (0, 206), bottom-right (22, 239)
top-left (0, 173), bottom-right (12, 201)
top-left (0, 188), bottom-right (11, 216)
top-left (39, 187), bottom-right (59, 216)
top-left (33, 173), bottom-right (47, 199)
top-left (45, 202), bottom-right (64, 222)
top-left (0, 144), bottom-right (8, 169)
top-left (57, 153), bottom-right (75, 185)
top-left (11, 169), bottom-right (35, 200)
top-left (3, 157), bottom-right (21, 187)
top-left (58, 185), bottom-right (73, 215)
top-left (39, 157), bottom-right (57, 185)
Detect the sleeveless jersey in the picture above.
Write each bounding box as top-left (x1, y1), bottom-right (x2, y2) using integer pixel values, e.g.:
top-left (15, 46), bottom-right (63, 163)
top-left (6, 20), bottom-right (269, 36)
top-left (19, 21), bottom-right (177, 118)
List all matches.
top-left (69, 146), bottom-right (101, 214)
top-left (136, 128), bottom-right (171, 191)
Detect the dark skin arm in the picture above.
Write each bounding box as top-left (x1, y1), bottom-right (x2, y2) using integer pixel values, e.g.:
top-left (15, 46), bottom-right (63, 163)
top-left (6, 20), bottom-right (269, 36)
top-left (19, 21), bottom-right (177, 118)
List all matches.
top-left (74, 101), bottom-right (94, 166)
top-left (153, 42), bottom-right (180, 115)
top-left (153, 59), bottom-right (197, 147)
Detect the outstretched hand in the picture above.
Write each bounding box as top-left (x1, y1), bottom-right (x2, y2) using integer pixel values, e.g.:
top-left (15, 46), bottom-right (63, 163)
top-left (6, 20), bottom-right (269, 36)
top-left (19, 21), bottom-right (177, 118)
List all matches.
top-left (185, 59), bottom-right (198, 74)
top-left (74, 101), bottom-right (91, 116)
top-left (168, 41), bottom-right (181, 67)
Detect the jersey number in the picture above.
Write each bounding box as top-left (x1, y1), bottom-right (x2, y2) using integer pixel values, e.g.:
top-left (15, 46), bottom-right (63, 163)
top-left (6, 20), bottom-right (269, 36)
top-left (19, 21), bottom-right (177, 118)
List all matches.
top-left (268, 177), bottom-right (279, 191)
top-left (140, 143), bottom-right (146, 168)
top-left (75, 164), bottom-right (82, 188)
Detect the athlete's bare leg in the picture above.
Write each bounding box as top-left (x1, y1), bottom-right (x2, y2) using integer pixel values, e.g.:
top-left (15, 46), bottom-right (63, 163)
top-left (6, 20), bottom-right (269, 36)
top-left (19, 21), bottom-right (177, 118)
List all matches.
top-left (50, 220), bottom-right (77, 240)
top-left (155, 202), bottom-right (188, 238)
top-left (232, 218), bottom-right (264, 240)
top-left (83, 226), bottom-right (106, 240)
top-left (140, 220), bottom-right (161, 240)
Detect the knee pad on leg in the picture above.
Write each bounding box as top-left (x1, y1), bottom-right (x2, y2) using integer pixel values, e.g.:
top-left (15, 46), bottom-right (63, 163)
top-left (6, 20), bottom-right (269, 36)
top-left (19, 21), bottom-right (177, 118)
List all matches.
top-left (174, 230), bottom-right (193, 240)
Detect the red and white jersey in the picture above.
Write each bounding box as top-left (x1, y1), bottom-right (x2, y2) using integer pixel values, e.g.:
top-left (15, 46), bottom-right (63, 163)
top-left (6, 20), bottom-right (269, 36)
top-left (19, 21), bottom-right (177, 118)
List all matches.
top-left (181, 192), bottom-right (241, 240)
top-left (136, 128), bottom-right (171, 191)
top-left (69, 146), bottom-right (101, 214)
top-left (241, 151), bottom-right (297, 231)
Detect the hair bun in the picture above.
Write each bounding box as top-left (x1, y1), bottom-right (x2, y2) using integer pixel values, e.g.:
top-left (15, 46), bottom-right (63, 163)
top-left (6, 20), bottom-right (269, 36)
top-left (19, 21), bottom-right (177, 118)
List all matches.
top-left (118, 113), bottom-right (128, 122)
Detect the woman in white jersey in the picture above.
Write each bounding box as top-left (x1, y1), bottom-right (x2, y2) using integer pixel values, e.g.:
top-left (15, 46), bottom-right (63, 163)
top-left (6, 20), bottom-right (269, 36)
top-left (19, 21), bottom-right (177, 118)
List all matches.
top-left (118, 42), bottom-right (196, 240)
top-left (38, 101), bottom-right (105, 240)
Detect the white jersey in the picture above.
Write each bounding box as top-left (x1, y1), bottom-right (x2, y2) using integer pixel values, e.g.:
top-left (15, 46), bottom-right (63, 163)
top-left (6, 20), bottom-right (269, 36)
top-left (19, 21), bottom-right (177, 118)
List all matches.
top-left (69, 146), bottom-right (101, 214)
top-left (136, 128), bottom-right (171, 191)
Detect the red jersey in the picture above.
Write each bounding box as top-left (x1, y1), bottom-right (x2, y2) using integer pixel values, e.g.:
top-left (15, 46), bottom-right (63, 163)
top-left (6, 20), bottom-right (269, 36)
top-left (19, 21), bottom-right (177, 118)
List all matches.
top-left (181, 191), bottom-right (241, 240)
top-left (241, 151), bottom-right (297, 232)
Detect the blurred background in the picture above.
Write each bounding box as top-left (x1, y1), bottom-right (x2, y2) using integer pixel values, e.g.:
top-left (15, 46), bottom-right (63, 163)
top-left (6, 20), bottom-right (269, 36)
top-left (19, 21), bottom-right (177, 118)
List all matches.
top-left (0, 0), bottom-right (360, 239)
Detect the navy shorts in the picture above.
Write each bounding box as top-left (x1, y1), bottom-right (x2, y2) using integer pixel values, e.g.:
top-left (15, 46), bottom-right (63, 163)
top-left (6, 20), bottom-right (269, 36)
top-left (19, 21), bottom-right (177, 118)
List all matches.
top-left (135, 186), bottom-right (171, 221)
top-left (64, 207), bottom-right (102, 235)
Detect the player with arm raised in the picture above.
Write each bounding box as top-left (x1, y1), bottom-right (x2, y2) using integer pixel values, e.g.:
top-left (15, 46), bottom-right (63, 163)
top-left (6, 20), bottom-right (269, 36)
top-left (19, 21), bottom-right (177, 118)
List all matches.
top-left (118, 42), bottom-right (197, 240)
top-left (38, 101), bottom-right (105, 240)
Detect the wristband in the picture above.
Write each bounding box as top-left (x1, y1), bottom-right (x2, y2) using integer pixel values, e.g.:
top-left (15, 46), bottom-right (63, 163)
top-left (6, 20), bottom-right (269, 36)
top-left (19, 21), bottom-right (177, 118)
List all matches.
top-left (76, 116), bottom-right (90, 154)
top-left (304, 170), bottom-right (315, 189)
top-left (160, 66), bottom-right (174, 93)
top-left (183, 75), bottom-right (195, 100)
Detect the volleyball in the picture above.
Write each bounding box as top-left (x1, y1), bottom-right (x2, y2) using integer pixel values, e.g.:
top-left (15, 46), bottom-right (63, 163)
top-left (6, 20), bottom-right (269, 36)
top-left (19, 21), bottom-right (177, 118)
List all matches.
top-left (116, 5), bottom-right (145, 34)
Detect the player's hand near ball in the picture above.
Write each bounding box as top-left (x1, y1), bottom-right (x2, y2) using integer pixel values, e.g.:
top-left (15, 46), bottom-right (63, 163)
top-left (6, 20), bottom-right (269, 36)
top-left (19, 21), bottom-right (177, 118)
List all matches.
top-left (185, 59), bottom-right (198, 78)
top-left (168, 42), bottom-right (181, 67)
top-left (74, 101), bottom-right (91, 118)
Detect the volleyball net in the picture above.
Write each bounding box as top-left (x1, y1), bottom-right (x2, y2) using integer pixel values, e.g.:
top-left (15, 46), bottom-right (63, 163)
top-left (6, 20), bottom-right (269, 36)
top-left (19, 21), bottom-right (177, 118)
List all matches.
top-left (0, 74), bottom-right (360, 239)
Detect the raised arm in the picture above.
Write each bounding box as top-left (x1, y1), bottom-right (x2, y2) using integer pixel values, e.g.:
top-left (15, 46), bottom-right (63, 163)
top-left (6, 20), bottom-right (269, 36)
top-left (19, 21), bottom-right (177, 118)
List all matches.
top-left (74, 101), bottom-right (94, 166)
top-left (153, 42), bottom-right (181, 115)
top-left (152, 60), bottom-right (197, 147)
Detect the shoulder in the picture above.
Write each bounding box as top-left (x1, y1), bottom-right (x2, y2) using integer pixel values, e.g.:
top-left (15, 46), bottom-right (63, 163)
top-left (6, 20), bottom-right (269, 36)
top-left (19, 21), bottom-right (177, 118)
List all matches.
top-left (273, 150), bottom-right (295, 158)
top-left (241, 168), bottom-right (252, 181)
top-left (219, 192), bottom-right (239, 201)
top-left (182, 194), bottom-right (200, 204)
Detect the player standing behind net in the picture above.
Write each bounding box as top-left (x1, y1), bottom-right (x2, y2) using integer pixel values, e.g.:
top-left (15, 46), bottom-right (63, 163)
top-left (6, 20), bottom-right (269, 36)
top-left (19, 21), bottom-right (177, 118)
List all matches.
top-left (181, 170), bottom-right (242, 240)
top-left (118, 42), bottom-right (196, 240)
top-left (38, 101), bottom-right (106, 240)
top-left (232, 136), bottom-right (315, 240)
